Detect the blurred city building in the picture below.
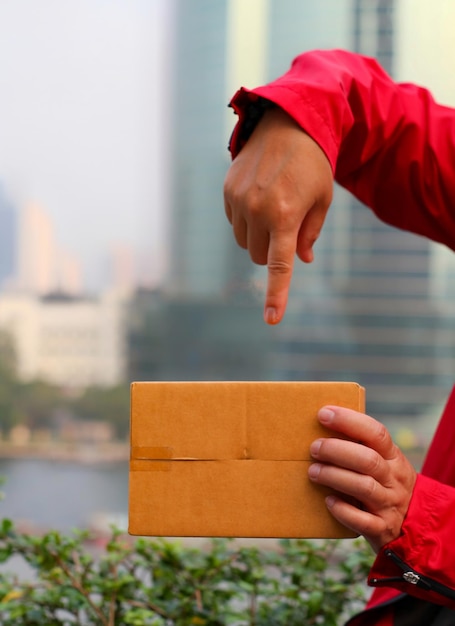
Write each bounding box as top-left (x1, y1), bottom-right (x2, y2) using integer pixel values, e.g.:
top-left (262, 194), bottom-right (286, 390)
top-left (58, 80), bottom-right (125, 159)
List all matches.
top-left (17, 202), bottom-right (58, 294)
top-left (266, 0), bottom-right (455, 428)
top-left (15, 201), bottom-right (83, 295)
top-left (0, 184), bottom-right (17, 290)
top-left (168, 0), bottom-right (236, 298)
top-left (127, 287), bottom-right (270, 383)
top-left (148, 0), bottom-right (455, 433)
top-left (0, 188), bottom-right (136, 393)
top-left (107, 243), bottom-right (136, 295)
top-left (0, 290), bottom-right (128, 389)
top-left (134, 0), bottom-right (273, 383)
top-left (55, 247), bottom-right (83, 296)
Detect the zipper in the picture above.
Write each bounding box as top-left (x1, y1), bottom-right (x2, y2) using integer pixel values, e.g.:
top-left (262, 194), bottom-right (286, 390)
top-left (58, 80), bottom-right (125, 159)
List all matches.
top-left (369, 550), bottom-right (455, 601)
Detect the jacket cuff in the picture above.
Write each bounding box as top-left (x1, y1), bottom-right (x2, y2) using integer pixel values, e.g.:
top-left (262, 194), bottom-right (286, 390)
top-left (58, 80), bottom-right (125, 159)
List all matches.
top-left (228, 85), bottom-right (339, 171)
top-left (368, 474), bottom-right (455, 607)
top-left (227, 92), bottom-right (276, 158)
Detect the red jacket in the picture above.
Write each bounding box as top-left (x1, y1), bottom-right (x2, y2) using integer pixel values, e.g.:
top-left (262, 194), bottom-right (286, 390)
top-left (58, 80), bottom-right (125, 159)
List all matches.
top-left (229, 49), bottom-right (455, 625)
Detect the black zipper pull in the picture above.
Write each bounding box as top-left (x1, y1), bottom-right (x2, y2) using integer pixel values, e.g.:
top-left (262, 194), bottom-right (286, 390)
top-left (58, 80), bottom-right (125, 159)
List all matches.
top-left (369, 552), bottom-right (426, 588)
top-left (370, 549), bottom-right (455, 601)
top-left (382, 550), bottom-right (431, 589)
top-left (402, 571), bottom-right (421, 586)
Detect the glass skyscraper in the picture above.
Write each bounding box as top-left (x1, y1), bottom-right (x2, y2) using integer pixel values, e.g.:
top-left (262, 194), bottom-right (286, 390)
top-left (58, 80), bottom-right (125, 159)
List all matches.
top-left (162, 0), bottom-right (455, 431)
top-left (0, 185), bottom-right (17, 290)
top-left (167, 0), bottom-right (234, 298)
top-left (266, 0), bottom-right (455, 431)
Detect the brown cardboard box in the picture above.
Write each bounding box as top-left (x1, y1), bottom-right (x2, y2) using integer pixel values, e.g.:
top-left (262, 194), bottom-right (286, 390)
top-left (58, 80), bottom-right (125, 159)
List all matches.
top-left (129, 381), bottom-right (365, 539)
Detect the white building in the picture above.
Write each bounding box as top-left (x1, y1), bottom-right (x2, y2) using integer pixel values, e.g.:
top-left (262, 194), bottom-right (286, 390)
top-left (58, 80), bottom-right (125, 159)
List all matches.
top-left (0, 290), bottom-right (128, 389)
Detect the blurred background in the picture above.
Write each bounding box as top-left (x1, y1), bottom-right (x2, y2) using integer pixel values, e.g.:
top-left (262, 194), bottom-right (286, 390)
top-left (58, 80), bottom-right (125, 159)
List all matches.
top-left (0, 0), bottom-right (454, 535)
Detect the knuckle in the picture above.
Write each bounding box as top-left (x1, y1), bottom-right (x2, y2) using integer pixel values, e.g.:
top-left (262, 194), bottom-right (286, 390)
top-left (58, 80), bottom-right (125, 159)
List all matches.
top-left (235, 188), bottom-right (266, 220)
top-left (245, 178), bottom-right (272, 208)
top-left (223, 170), bottom-right (238, 200)
top-left (362, 475), bottom-right (378, 500)
top-left (229, 186), bottom-right (245, 209)
top-left (378, 520), bottom-right (395, 544)
top-left (267, 259), bottom-right (292, 275)
top-left (359, 517), bottom-right (377, 537)
top-left (375, 422), bottom-right (391, 448)
top-left (272, 201), bottom-right (295, 228)
top-left (390, 442), bottom-right (402, 461)
top-left (364, 451), bottom-right (382, 476)
top-left (245, 188), bottom-right (263, 213)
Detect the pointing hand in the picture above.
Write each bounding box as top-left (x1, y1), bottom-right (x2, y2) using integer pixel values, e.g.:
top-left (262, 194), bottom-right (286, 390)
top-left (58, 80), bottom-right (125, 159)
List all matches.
top-left (223, 107), bottom-right (333, 324)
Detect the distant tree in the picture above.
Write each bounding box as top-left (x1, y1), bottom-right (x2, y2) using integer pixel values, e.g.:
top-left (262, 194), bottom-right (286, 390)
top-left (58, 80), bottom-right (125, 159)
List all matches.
top-left (70, 385), bottom-right (130, 439)
top-left (0, 328), bottom-right (131, 437)
top-left (15, 380), bottom-right (63, 431)
top-left (0, 330), bottom-right (16, 374)
top-left (0, 330), bottom-right (19, 432)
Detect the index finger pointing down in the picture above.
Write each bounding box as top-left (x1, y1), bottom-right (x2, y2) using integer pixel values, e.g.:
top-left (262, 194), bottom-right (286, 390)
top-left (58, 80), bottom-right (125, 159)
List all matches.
top-left (264, 232), bottom-right (297, 325)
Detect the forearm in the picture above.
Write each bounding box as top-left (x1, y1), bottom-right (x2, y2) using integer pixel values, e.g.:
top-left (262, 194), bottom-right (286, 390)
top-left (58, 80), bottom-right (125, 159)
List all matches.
top-left (229, 49), bottom-right (455, 250)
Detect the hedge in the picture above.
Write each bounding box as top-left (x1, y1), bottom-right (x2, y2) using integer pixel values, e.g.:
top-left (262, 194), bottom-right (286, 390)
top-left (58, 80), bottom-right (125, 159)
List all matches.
top-left (0, 518), bottom-right (374, 625)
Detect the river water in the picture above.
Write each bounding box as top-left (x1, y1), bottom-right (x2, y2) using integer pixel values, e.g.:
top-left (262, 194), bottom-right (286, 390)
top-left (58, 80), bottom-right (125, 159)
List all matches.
top-left (0, 458), bottom-right (129, 533)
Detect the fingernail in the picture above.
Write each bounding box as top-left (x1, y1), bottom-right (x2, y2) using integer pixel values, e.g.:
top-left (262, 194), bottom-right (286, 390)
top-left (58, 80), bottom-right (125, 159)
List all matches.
top-left (318, 407), bottom-right (335, 424)
top-left (308, 464), bottom-right (321, 480)
top-left (264, 307), bottom-right (278, 325)
top-left (325, 495), bottom-right (337, 509)
top-left (310, 439), bottom-right (322, 458)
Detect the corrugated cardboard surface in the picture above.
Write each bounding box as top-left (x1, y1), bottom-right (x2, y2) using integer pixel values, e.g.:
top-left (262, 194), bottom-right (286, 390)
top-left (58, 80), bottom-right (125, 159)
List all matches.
top-left (129, 381), bottom-right (365, 538)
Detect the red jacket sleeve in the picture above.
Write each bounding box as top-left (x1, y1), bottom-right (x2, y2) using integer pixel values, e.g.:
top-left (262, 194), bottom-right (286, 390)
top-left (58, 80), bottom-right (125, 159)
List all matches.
top-left (344, 475), bottom-right (455, 626)
top-left (368, 474), bottom-right (455, 608)
top-left (229, 49), bottom-right (455, 252)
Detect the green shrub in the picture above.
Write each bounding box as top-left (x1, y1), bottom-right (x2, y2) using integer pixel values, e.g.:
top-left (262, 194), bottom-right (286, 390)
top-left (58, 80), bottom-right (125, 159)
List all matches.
top-left (0, 518), bottom-right (374, 625)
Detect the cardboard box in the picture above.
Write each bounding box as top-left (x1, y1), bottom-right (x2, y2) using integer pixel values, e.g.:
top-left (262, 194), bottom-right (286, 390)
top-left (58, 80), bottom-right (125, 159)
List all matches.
top-left (129, 381), bottom-right (365, 539)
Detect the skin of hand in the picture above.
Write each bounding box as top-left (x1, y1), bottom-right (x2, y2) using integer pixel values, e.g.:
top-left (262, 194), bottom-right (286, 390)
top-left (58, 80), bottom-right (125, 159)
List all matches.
top-left (223, 107), bottom-right (334, 325)
top-left (308, 406), bottom-right (418, 553)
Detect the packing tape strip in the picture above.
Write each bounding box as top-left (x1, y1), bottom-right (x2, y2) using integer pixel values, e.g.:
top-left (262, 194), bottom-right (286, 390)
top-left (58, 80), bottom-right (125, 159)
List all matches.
top-left (131, 446), bottom-right (173, 460)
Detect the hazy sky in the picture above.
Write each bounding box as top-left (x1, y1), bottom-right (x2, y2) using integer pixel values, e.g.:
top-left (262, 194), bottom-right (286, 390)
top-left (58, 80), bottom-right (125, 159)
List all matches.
top-left (0, 0), bottom-right (171, 288)
top-left (0, 0), bottom-right (454, 290)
